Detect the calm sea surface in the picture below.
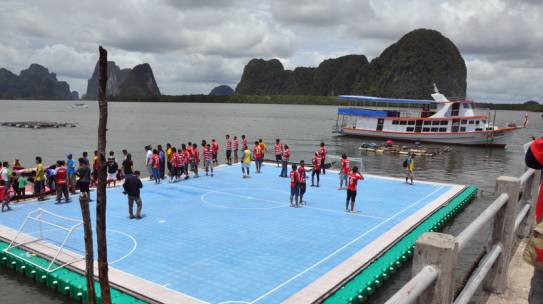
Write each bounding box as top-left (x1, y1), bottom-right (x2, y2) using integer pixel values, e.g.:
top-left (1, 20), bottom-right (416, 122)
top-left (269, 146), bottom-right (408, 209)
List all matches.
top-left (0, 100), bottom-right (541, 303)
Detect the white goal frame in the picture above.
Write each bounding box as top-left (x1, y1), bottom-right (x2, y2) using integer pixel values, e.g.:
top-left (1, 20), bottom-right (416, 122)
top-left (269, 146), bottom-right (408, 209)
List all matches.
top-left (2, 208), bottom-right (84, 273)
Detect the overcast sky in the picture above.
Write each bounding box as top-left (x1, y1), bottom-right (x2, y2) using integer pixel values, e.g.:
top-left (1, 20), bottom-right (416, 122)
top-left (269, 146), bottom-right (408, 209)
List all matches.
top-left (1, 0), bottom-right (541, 102)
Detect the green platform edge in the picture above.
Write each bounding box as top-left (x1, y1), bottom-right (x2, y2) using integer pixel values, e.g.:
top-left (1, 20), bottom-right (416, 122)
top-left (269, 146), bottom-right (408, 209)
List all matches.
top-left (324, 185), bottom-right (478, 304)
top-left (0, 241), bottom-right (147, 304)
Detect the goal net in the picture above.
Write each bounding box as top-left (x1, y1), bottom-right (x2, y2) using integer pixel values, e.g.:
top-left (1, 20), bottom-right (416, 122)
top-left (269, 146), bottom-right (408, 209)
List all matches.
top-left (326, 154), bottom-right (365, 173)
top-left (3, 208), bottom-right (85, 272)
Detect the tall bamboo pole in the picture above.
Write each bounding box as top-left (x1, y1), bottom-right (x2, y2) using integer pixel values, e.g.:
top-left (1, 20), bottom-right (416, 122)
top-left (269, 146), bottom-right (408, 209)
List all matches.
top-left (96, 45), bottom-right (111, 303)
top-left (79, 192), bottom-right (96, 304)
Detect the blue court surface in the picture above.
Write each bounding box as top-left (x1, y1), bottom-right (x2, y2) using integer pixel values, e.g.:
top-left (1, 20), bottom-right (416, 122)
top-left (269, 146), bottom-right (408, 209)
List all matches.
top-left (0, 164), bottom-right (455, 304)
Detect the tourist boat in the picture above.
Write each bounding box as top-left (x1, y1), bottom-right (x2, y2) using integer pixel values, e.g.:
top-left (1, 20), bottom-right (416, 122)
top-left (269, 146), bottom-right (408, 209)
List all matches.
top-left (333, 86), bottom-right (527, 147)
top-left (70, 103), bottom-right (88, 109)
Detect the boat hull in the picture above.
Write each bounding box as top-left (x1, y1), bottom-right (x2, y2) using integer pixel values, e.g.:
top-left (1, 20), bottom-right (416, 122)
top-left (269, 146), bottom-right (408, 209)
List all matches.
top-left (339, 127), bottom-right (519, 147)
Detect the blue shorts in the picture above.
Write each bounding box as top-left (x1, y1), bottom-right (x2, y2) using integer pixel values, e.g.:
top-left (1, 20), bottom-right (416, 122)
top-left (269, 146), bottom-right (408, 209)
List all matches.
top-left (291, 185), bottom-right (299, 196)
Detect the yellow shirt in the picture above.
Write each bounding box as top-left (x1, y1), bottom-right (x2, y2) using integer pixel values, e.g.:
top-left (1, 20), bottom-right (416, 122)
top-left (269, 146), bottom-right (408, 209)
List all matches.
top-left (242, 149), bottom-right (252, 164)
top-left (35, 163), bottom-right (45, 181)
top-left (407, 159), bottom-right (415, 171)
top-left (167, 147), bottom-right (173, 161)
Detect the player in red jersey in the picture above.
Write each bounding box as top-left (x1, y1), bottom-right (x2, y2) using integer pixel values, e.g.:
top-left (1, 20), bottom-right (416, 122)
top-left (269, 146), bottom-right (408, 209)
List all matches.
top-left (192, 143), bottom-right (200, 178)
top-left (274, 138), bottom-right (282, 167)
top-left (233, 136), bottom-right (239, 163)
top-left (204, 143), bottom-right (214, 176)
top-left (241, 134), bottom-right (248, 150)
top-left (346, 166), bottom-right (364, 212)
top-left (170, 147), bottom-right (181, 182)
top-left (289, 164), bottom-right (299, 208)
top-left (339, 153), bottom-right (350, 189)
top-left (211, 139), bottom-right (219, 166)
top-left (298, 160), bottom-right (307, 205)
top-left (225, 134), bottom-right (232, 165)
top-left (311, 152), bottom-right (321, 187)
top-left (54, 160), bottom-right (71, 203)
top-left (182, 144), bottom-right (190, 179)
top-left (151, 149), bottom-right (161, 184)
top-left (280, 144), bottom-right (290, 177)
top-left (319, 142), bottom-right (327, 174)
top-left (253, 141), bottom-right (263, 173)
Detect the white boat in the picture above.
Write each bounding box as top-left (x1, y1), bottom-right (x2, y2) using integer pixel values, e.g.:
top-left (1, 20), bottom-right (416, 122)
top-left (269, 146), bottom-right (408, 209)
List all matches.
top-left (334, 86), bottom-right (527, 147)
top-left (70, 103), bottom-right (88, 109)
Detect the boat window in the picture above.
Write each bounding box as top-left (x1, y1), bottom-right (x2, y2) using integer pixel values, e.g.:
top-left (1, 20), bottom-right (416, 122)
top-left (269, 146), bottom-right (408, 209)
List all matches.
top-left (476, 120), bottom-right (480, 124)
top-left (469, 120), bottom-right (475, 124)
top-left (406, 127), bottom-right (414, 132)
top-left (407, 120), bottom-right (415, 125)
top-left (422, 128), bottom-right (430, 132)
top-left (461, 120), bottom-right (467, 124)
top-left (440, 120), bottom-right (448, 125)
top-left (432, 121), bottom-right (440, 125)
top-left (482, 120), bottom-right (486, 124)
top-left (392, 120), bottom-right (399, 125)
top-left (423, 121), bottom-right (431, 125)
top-left (399, 121), bottom-right (407, 125)
top-left (460, 127), bottom-right (466, 132)
top-left (431, 128), bottom-right (438, 132)
top-left (439, 128), bottom-right (447, 132)
top-left (463, 103), bottom-right (471, 109)
top-left (475, 128), bottom-right (483, 131)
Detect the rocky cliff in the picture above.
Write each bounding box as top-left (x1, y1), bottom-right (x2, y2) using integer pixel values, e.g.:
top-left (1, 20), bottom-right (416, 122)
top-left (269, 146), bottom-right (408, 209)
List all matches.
top-left (0, 64), bottom-right (73, 100)
top-left (209, 85), bottom-right (234, 96)
top-left (85, 62), bottom-right (160, 99)
top-left (235, 29), bottom-right (466, 99)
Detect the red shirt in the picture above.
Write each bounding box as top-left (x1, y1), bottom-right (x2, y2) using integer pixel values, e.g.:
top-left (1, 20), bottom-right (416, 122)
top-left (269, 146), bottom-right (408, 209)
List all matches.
top-left (0, 185), bottom-right (5, 201)
top-left (298, 167), bottom-right (306, 183)
top-left (55, 167), bottom-right (68, 184)
top-left (226, 139), bottom-right (232, 151)
top-left (203, 147), bottom-right (212, 161)
top-left (193, 148), bottom-right (200, 163)
top-left (320, 146), bottom-right (327, 158)
top-left (172, 153), bottom-right (182, 167)
top-left (254, 145), bottom-right (263, 158)
top-left (274, 143), bottom-right (282, 155)
top-left (183, 150), bottom-right (190, 164)
top-left (282, 148), bottom-right (290, 161)
top-left (341, 159), bottom-right (350, 174)
top-left (312, 155), bottom-right (321, 170)
top-left (212, 142), bottom-right (219, 153)
top-left (233, 139), bottom-right (239, 150)
top-left (152, 155), bottom-right (160, 169)
top-left (242, 138), bottom-right (248, 149)
top-left (347, 172), bottom-right (363, 191)
top-left (290, 170), bottom-right (299, 188)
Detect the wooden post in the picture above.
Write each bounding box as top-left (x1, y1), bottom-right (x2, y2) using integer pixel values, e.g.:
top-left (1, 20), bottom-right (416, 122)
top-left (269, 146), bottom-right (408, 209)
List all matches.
top-left (483, 176), bottom-right (521, 294)
top-left (412, 232), bottom-right (458, 304)
top-left (96, 45), bottom-right (111, 303)
top-left (79, 192), bottom-right (96, 304)
top-left (523, 170), bottom-right (541, 237)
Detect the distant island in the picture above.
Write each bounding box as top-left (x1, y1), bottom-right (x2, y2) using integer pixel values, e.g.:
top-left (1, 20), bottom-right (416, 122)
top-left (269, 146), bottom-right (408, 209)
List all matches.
top-left (209, 85), bottom-right (234, 96)
top-left (0, 64), bottom-right (74, 100)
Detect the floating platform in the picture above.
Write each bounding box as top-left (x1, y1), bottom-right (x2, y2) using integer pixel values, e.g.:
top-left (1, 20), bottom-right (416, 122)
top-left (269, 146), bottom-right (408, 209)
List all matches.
top-left (359, 143), bottom-right (452, 157)
top-left (0, 163), bottom-right (476, 303)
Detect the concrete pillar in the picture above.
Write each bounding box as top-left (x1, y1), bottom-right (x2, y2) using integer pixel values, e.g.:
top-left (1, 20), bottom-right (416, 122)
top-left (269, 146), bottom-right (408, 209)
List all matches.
top-left (484, 176), bottom-right (521, 294)
top-left (412, 232), bottom-right (458, 304)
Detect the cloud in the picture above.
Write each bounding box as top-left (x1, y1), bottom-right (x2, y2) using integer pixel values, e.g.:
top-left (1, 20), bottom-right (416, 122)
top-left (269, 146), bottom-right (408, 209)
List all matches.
top-left (0, 0), bottom-right (541, 101)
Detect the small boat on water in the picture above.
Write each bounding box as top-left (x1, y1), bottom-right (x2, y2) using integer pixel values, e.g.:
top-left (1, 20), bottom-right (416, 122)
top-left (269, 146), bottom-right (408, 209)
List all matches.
top-left (70, 103), bottom-right (88, 109)
top-left (333, 86), bottom-right (527, 147)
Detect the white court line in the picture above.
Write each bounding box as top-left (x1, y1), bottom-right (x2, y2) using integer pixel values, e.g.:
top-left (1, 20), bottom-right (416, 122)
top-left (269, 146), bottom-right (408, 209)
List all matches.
top-left (247, 186), bottom-right (445, 304)
top-left (179, 183), bottom-right (387, 220)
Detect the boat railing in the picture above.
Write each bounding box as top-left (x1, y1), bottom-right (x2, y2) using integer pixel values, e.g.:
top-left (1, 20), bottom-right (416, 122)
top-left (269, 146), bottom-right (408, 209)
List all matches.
top-left (384, 168), bottom-right (541, 304)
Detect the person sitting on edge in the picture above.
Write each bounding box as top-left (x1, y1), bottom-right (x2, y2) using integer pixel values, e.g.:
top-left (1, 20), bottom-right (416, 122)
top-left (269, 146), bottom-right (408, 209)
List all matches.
top-left (12, 159), bottom-right (24, 171)
top-left (54, 160), bottom-right (70, 204)
top-left (319, 142), bottom-right (327, 175)
top-left (280, 144), bottom-right (290, 178)
top-left (311, 152), bottom-right (321, 187)
top-left (241, 145), bottom-right (252, 178)
top-left (289, 164), bottom-right (300, 208)
top-left (225, 134), bottom-right (232, 165)
top-left (404, 153), bottom-right (415, 185)
top-left (346, 166), bottom-right (364, 213)
top-left (123, 171), bottom-right (143, 219)
top-left (339, 153), bottom-right (350, 190)
top-left (274, 138), bottom-right (282, 167)
top-left (298, 160), bottom-right (307, 205)
top-left (0, 180), bottom-right (11, 212)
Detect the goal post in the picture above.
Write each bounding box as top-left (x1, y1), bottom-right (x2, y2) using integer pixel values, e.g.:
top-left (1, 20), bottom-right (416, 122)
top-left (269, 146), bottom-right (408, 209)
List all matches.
top-left (3, 208), bottom-right (85, 273)
top-left (326, 154), bottom-right (365, 172)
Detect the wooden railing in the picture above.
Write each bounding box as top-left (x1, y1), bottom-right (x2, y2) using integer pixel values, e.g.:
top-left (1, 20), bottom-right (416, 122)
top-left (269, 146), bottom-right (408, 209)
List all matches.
top-left (385, 168), bottom-right (541, 304)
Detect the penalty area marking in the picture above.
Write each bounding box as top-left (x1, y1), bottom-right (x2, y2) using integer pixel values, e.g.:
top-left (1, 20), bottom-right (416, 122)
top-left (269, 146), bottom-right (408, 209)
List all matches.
top-left (247, 186), bottom-right (445, 304)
